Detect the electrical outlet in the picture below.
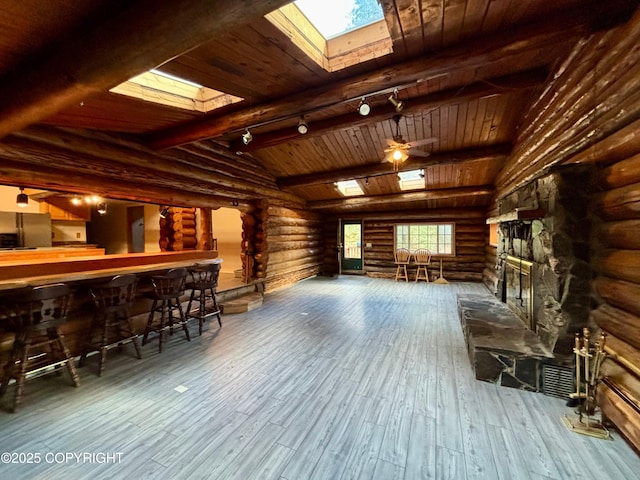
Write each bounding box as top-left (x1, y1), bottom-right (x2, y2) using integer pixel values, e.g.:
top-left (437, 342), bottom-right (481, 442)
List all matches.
top-left (76, 232), bottom-right (81, 238)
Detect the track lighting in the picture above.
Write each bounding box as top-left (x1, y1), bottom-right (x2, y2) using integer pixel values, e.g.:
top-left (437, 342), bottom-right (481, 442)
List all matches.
top-left (97, 202), bottom-right (108, 215)
top-left (159, 207), bottom-right (169, 218)
top-left (358, 97), bottom-right (371, 116)
top-left (241, 128), bottom-right (253, 145)
top-left (16, 187), bottom-right (28, 208)
top-left (297, 116), bottom-right (308, 135)
top-left (388, 88), bottom-right (404, 112)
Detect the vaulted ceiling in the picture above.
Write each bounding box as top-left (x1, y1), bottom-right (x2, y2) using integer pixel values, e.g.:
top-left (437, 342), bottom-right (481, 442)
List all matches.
top-left (0, 0), bottom-right (638, 213)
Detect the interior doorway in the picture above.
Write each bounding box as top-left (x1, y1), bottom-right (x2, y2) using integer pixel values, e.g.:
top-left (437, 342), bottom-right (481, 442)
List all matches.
top-left (211, 207), bottom-right (243, 275)
top-left (127, 206), bottom-right (145, 253)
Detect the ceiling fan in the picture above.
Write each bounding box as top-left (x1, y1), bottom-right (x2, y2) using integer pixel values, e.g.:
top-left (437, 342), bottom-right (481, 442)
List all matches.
top-left (383, 115), bottom-right (438, 169)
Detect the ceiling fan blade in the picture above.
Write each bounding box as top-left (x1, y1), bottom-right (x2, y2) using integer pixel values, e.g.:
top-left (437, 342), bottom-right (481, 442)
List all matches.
top-left (407, 149), bottom-right (430, 158)
top-left (385, 138), bottom-right (397, 147)
top-left (407, 137), bottom-right (438, 148)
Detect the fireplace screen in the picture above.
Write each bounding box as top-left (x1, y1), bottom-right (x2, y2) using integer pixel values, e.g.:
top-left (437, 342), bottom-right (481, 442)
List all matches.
top-left (505, 255), bottom-right (535, 330)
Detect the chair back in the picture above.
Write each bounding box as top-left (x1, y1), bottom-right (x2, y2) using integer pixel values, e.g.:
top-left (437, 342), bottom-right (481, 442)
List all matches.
top-left (90, 274), bottom-right (137, 314)
top-left (151, 268), bottom-right (187, 299)
top-left (394, 248), bottom-right (411, 264)
top-left (413, 248), bottom-right (432, 265)
top-left (0, 283), bottom-right (72, 331)
top-left (190, 262), bottom-right (221, 289)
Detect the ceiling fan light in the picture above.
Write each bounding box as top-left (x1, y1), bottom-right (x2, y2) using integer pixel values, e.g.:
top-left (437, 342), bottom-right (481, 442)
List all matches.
top-left (241, 128), bottom-right (252, 145)
top-left (358, 98), bottom-right (370, 116)
top-left (392, 148), bottom-right (403, 161)
top-left (297, 116), bottom-right (308, 134)
top-left (16, 187), bottom-right (28, 207)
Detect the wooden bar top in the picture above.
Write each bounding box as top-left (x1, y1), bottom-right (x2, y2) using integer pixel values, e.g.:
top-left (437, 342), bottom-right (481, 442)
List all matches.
top-left (0, 250), bottom-right (220, 290)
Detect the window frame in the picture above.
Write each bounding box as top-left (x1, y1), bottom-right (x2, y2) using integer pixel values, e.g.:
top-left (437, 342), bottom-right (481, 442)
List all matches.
top-left (394, 222), bottom-right (456, 256)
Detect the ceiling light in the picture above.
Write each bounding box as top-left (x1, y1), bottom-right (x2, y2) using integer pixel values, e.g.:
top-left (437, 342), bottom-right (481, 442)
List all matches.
top-left (297, 116), bottom-right (308, 135)
top-left (159, 207), bottom-right (169, 218)
top-left (97, 202), bottom-right (108, 215)
top-left (388, 88), bottom-right (404, 112)
top-left (358, 98), bottom-right (371, 116)
top-left (392, 148), bottom-right (403, 161)
top-left (71, 196), bottom-right (82, 206)
top-left (16, 187), bottom-right (28, 208)
top-left (241, 128), bottom-right (252, 145)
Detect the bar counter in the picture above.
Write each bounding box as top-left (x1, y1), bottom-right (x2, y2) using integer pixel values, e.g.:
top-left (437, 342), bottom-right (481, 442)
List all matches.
top-left (0, 250), bottom-right (221, 359)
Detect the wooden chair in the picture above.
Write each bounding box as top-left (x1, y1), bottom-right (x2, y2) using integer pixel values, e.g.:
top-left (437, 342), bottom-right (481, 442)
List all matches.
top-left (394, 248), bottom-right (411, 282)
top-left (79, 274), bottom-right (142, 376)
top-left (186, 262), bottom-right (222, 335)
top-left (0, 283), bottom-right (80, 412)
top-left (413, 248), bottom-right (432, 282)
top-left (142, 268), bottom-right (190, 353)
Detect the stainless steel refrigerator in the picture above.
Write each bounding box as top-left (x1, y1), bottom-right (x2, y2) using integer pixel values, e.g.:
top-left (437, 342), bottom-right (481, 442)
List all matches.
top-left (0, 211), bottom-right (52, 247)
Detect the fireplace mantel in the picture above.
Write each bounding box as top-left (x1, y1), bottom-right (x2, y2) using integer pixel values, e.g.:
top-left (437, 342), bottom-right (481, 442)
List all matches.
top-left (486, 207), bottom-right (545, 224)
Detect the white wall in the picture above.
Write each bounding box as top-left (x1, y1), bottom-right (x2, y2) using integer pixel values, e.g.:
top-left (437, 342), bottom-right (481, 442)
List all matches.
top-left (51, 221), bottom-right (87, 243)
top-left (212, 207), bottom-right (242, 273)
top-left (0, 186), bottom-right (41, 213)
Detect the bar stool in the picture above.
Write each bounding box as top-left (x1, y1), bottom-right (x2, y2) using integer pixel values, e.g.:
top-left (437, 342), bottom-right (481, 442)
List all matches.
top-left (79, 274), bottom-right (142, 376)
top-left (186, 262), bottom-right (222, 335)
top-left (413, 248), bottom-right (432, 283)
top-left (0, 284), bottom-right (80, 412)
top-left (142, 268), bottom-right (190, 353)
top-left (394, 248), bottom-right (411, 281)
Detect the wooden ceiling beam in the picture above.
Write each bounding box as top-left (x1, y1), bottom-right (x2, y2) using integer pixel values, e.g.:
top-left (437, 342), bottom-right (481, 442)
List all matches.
top-left (278, 144), bottom-right (511, 189)
top-left (233, 69), bottom-right (547, 153)
top-left (0, 0), bottom-right (292, 140)
top-left (308, 186), bottom-right (494, 211)
top-left (148, 8), bottom-right (608, 149)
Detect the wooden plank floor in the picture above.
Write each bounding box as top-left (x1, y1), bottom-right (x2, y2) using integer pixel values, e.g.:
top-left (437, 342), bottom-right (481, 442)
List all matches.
top-left (1, 276), bottom-right (638, 479)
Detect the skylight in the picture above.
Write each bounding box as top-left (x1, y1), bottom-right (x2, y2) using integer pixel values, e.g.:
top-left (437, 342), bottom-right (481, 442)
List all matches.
top-left (295, 0), bottom-right (384, 39)
top-left (336, 179), bottom-right (364, 196)
top-left (110, 69), bottom-right (243, 113)
top-left (398, 170), bottom-right (425, 191)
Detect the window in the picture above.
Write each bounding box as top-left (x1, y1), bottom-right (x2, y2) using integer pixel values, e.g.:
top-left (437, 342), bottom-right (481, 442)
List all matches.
top-left (395, 223), bottom-right (455, 255)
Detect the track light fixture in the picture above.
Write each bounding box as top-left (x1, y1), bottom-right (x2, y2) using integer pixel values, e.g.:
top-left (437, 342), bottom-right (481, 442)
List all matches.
top-left (241, 128), bottom-right (253, 145)
top-left (297, 116), bottom-right (308, 134)
top-left (16, 187), bottom-right (28, 208)
top-left (388, 88), bottom-right (404, 112)
top-left (159, 207), bottom-right (169, 218)
top-left (358, 97), bottom-right (371, 116)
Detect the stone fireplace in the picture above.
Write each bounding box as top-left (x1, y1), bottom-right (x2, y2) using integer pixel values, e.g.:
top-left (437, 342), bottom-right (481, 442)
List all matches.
top-left (496, 165), bottom-right (594, 361)
top-left (458, 166), bottom-right (595, 392)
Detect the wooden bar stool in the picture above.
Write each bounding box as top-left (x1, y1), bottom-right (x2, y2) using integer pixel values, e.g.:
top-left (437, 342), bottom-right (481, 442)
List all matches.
top-left (186, 262), bottom-right (222, 335)
top-left (79, 274), bottom-right (142, 376)
top-left (394, 248), bottom-right (411, 282)
top-left (413, 248), bottom-right (432, 282)
top-left (142, 268), bottom-right (190, 353)
top-left (0, 284), bottom-right (80, 412)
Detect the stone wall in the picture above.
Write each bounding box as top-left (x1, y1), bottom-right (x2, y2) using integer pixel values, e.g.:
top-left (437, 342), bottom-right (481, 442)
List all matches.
top-left (495, 165), bottom-right (594, 361)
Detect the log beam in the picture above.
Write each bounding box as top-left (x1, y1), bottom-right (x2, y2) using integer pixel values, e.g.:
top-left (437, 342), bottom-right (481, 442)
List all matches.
top-left (279, 145), bottom-right (510, 189)
top-left (308, 186), bottom-right (493, 211)
top-left (233, 71), bottom-right (546, 153)
top-left (0, 0), bottom-right (292, 140)
top-left (148, 12), bottom-right (600, 149)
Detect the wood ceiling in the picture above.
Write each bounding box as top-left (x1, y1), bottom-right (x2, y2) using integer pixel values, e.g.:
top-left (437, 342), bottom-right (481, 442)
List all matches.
top-left (0, 0), bottom-right (638, 213)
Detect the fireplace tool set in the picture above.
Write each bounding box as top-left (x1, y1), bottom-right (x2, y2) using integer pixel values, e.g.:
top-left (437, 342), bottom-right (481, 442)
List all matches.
top-left (562, 328), bottom-right (610, 439)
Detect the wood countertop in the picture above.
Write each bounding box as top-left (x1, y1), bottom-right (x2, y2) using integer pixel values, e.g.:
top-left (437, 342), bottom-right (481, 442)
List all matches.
top-left (0, 250), bottom-right (220, 290)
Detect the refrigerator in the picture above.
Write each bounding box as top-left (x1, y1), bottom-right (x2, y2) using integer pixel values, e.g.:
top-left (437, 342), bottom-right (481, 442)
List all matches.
top-left (0, 211), bottom-right (52, 248)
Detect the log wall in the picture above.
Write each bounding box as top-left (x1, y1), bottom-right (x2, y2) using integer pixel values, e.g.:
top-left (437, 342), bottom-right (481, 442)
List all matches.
top-left (591, 147), bottom-right (640, 450)
top-left (323, 209), bottom-right (486, 282)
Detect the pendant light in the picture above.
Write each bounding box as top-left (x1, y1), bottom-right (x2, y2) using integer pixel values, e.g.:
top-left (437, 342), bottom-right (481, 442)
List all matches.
top-left (16, 187), bottom-right (28, 208)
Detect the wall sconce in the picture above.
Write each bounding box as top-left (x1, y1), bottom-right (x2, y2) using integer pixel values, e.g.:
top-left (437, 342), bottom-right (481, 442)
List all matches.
top-left (297, 116), bottom-right (308, 134)
top-left (16, 187), bottom-right (28, 208)
top-left (97, 202), bottom-right (108, 215)
top-left (159, 207), bottom-right (169, 218)
top-left (358, 97), bottom-right (371, 116)
top-left (388, 88), bottom-right (404, 112)
top-left (241, 128), bottom-right (253, 145)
